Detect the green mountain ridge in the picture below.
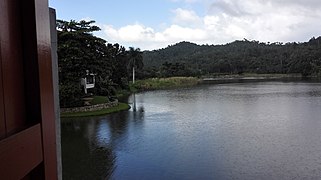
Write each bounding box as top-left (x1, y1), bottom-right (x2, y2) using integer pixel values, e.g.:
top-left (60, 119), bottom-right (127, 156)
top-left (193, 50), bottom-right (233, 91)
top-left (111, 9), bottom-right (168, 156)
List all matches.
top-left (142, 38), bottom-right (321, 77)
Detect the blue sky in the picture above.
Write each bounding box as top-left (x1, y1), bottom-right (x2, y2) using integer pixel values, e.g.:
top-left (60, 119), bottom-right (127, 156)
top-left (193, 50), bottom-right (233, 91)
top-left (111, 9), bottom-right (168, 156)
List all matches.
top-left (49, 0), bottom-right (321, 50)
top-left (50, 0), bottom-right (177, 28)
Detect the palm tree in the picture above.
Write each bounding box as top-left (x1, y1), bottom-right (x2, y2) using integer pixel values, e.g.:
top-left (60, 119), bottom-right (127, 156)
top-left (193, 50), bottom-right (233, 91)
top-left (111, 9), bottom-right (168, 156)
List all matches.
top-left (128, 47), bottom-right (143, 83)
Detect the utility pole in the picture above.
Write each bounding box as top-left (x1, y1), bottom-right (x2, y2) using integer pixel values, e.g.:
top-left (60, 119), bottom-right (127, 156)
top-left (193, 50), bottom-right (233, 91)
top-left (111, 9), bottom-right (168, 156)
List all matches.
top-left (133, 66), bottom-right (135, 84)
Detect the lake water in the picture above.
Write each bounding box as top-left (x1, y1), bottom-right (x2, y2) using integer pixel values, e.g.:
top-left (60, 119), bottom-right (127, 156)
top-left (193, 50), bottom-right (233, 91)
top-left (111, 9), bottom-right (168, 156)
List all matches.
top-left (62, 81), bottom-right (321, 179)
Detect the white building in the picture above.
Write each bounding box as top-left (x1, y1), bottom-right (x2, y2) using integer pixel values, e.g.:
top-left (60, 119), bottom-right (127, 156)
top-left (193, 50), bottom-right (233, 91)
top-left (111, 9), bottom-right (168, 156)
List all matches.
top-left (80, 70), bottom-right (95, 94)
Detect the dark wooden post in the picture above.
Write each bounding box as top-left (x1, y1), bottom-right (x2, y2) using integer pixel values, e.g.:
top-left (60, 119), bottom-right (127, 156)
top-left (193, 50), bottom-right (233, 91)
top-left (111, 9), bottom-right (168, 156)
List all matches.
top-left (35, 0), bottom-right (59, 179)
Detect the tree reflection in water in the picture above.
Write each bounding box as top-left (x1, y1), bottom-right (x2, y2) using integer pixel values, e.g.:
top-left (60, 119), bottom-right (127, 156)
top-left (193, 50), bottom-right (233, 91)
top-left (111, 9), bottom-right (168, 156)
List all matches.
top-left (61, 98), bottom-right (145, 179)
top-left (62, 118), bottom-right (116, 179)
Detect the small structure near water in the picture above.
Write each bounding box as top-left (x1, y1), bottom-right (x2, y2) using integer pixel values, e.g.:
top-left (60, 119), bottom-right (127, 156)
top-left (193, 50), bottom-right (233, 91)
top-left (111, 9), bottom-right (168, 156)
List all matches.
top-left (80, 70), bottom-right (96, 94)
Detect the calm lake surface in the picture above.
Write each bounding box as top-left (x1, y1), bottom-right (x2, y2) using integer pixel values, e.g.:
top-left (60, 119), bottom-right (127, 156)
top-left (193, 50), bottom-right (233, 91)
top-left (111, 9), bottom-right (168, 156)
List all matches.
top-left (62, 81), bottom-right (321, 179)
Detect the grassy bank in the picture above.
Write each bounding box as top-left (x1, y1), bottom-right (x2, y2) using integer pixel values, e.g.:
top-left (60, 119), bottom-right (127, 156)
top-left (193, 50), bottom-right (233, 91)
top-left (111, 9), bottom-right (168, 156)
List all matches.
top-left (61, 103), bottom-right (130, 118)
top-left (121, 74), bottom-right (304, 95)
top-left (130, 77), bottom-right (201, 92)
top-left (90, 96), bottom-right (109, 105)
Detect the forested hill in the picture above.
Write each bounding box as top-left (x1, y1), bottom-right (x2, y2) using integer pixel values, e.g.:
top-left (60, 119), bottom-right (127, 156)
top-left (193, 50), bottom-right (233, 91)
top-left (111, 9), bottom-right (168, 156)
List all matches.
top-left (142, 37), bottom-right (321, 77)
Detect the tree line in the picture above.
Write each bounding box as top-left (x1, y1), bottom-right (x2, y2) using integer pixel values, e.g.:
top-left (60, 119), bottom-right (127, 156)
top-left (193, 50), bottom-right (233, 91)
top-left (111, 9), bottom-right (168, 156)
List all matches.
top-left (57, 20), bottom-right (143, 107)
top-left (143, 38), bottom-right (321, 78)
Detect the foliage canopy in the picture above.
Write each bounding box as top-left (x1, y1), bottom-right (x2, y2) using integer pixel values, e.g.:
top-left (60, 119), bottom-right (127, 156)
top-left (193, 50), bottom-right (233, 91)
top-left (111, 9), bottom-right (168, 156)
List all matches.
top-left (57, 19), bottom-right (142, 107)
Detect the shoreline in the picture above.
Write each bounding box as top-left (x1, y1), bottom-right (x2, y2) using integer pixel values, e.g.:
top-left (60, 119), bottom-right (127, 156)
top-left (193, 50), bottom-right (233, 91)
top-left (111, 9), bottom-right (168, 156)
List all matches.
top-left (128, 74), bottom-right (312, 92)
top-left (202, 74), bottom-right (301, 84)
top-left (60, 74), bottom-right (319, 118)
top-left (129, 77), bottom-right (200, 92)
top-left (61, 103), bottom-right (130, 118)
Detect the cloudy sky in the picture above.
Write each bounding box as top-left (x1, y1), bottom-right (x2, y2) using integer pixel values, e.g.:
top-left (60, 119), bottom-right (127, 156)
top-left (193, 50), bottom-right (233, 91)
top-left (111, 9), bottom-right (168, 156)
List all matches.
top-left (49, 0), bottom-right (321, 50)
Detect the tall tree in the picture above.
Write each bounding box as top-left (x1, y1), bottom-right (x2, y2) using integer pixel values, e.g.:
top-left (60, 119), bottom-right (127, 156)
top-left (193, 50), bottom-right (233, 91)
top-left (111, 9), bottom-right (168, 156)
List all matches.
top-left (107, 43), bottom-right (129, 89)
top-left (128, 47), bottom-right (143, 83)
top-left (57, 19), bottom-right (112, 107)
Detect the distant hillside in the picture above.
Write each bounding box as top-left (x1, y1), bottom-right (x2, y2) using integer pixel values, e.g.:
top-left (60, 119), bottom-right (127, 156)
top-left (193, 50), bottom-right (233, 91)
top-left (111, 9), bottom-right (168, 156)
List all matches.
top-left (143, 41), bottom-right (203, 68)
top-left (142, 38), bottom-right (321, 77)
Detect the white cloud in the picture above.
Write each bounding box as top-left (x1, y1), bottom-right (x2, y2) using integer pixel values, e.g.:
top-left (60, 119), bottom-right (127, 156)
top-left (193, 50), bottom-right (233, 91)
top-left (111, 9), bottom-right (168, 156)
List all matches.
top-left (100, 1), bottom-right (321, 50)
top-left (163, 25), bottom-right (207, 41)
top-left (172, 8), bottom-right (202, 27)
top-left (103, 23), bottom-right (207, 50)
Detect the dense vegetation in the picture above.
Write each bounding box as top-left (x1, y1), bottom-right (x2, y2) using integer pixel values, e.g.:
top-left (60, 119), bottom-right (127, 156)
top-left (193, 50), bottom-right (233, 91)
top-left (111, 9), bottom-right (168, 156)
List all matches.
top-left (143, 38), bottom-right (321, 78)
top-left (57, 20), bottom-right (143, 107)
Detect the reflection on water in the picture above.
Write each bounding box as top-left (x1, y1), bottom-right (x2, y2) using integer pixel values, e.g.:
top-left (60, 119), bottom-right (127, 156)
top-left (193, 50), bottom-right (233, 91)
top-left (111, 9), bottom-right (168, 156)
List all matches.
top-left (61, 96), bottom-right (145, 179)
top-left (62, 81), bottom-right (321, 179)
top-left (61, 118), bottom-right (115, 179)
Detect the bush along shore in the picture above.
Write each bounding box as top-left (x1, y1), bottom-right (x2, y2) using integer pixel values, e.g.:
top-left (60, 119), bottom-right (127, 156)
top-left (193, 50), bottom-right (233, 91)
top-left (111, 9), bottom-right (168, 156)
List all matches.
top-left (129, 77), bottom-right (201, 92)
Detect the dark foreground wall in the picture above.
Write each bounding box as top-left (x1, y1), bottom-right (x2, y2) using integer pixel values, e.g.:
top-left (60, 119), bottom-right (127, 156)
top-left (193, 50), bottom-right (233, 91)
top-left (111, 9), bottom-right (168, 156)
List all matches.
top-left (0, 0), bottom-right (59, 179)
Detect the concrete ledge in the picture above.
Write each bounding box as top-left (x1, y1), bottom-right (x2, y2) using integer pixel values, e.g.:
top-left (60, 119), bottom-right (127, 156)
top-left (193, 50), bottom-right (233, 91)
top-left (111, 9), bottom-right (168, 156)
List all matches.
top-left (61, 100), bottom-right (118, 113)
